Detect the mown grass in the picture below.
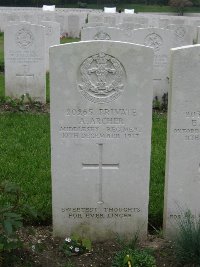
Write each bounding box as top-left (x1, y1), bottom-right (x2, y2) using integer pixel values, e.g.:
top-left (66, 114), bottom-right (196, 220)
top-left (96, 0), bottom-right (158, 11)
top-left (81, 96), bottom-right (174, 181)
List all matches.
top-left (0, 111), bottom-right (167, 227)
top-left (0, 33), bottom-right (166, 228)
top-left (0, 113), bottom-right (51, 224)
top-left (149, 113), bottom-right (167, 229)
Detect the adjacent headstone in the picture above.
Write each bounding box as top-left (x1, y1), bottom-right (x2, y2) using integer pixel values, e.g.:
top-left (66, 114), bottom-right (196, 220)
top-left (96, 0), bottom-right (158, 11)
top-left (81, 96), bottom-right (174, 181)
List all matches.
top-left (103, 14), bottom-right (117, 26)
top-left (167, 24), bottom-right (193, 47)
top-left (50, 40), bottom-right (153, 240)
top-left (197, 26), bottom-right (200, 43)
top-left (41, 21), bottom-right (60, 71)
top-left (4, 22), bottom-right (46, 102)
top-left (104, 7), bottom-right (116, 13)
top-left (68, 14), bottom-right (80, 38)
top-left (42, 5), bottom-right (55, 11)
top-left (164, 45), bottom-right (200, 237)
top-left (124, 9), bottom-right (134, 14)
top-left (81, 26), bottom-right (130, 41)
top-left (88, 13), bottom-right (104, 24)
top-left (131, 28), bottom-right (174, 99)
top-left (83, 22), bottom-right (109, 28)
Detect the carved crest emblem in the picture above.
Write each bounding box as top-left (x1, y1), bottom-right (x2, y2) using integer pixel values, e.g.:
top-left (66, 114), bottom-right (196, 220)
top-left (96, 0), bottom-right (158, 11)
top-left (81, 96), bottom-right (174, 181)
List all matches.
top-left (94, 31), bottom-right (111, 40)
top-left (144, 33), bottom-right (163, 52)
top-left (175, 26), bottom-right (186, 39)
top-left (78, 52), bottom-right (125, 103)
top-left (16, 28), bottom-right (34, 49)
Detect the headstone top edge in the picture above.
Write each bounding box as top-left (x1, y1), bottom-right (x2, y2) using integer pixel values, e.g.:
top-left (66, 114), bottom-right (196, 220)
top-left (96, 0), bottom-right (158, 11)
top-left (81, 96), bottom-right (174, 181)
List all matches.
top-left (49, 40), bottom-right (155, 52)
top-left (171, 44), bottom-right (200, 52)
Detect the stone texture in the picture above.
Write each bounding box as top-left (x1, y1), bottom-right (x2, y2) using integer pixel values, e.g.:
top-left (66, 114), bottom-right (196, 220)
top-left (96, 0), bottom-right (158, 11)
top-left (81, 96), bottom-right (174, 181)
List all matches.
top-left (4, 22), bottom-right (46, 102)
top-left (40, 21), bottom-right (60, 71)
top-left (81, 26), bottom-right (131, 41)
top-left (167, 24), bottom-right (194, 47)
top-left (131, 27), bottom-right (174, 99)
top-left (50, 40), bottom-right (153, 241)
top-left (164, 45), bottom-right (200, 238)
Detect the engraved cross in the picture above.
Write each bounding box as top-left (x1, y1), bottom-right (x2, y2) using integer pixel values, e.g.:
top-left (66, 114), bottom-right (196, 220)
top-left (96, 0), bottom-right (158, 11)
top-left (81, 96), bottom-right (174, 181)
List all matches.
top-left (82, 143), bottom-right (119, 204)
top-left (16, 65), bottom-right (34, 93)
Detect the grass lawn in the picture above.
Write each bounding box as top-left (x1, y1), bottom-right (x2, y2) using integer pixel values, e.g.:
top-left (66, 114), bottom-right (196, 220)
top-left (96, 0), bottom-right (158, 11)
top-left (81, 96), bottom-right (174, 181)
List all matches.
top-left (0, 111), bottom-right (167, 228)
top-left (0, 35), bottom-right (167, 229)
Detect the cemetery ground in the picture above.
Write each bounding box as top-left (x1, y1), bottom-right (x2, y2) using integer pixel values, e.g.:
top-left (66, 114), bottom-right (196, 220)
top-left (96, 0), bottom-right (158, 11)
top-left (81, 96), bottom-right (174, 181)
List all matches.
top-left (0, 35), bottom-right (197, 267)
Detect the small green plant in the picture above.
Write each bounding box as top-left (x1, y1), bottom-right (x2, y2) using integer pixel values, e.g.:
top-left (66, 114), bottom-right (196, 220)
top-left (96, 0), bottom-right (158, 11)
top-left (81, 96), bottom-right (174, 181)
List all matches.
top-left (123, 254), bottom-right (134, 267)
top-left (0, 181), bottom-right (23, 254)
top-left (62, 233), bottom-right (92, 256)
top-left (153, 96), bottom-right (161, 111)
top-left (153, 93), bottom-right (168, 112)
top-left (174, 210), bottom-right (200, 265)
top-left (0, 180), bottom-right (37, 265)
top-left (112, 248), bottom-right (156, 267)
top-left (116, 232), bottom-right (139, 251)
top-left (0, 93), bottom-right (45, 112)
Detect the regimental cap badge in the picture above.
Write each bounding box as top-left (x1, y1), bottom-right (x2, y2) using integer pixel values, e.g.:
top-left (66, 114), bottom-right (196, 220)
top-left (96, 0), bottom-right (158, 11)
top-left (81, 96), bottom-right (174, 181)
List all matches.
top-left (16, 27), bottom-right (34, 49)
top-left (78, 52), bottom-right (125, 104)
top-left (94, 31), bottom-right (111, 40)
top-left (144, 33), bottom-right (163, 52)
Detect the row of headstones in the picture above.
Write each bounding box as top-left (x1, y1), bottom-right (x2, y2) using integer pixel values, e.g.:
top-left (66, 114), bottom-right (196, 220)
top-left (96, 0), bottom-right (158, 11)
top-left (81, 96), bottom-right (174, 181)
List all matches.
top-left (81, 25), bottom-right (200, 100)
top-left (0, 6), bottom-right (102, 13)
top-left (4, 21), bottom-right (60, 103)
top-left (86, 13), bottom-right (200, 42)
top-left (4, 20), bottom-right (200, 105)
top-left (0, 11), bottom-right (88, 38)
top-left (49, 39), bottom-right (200, 241)
top-left (2, 9), bottom-right (200, 38)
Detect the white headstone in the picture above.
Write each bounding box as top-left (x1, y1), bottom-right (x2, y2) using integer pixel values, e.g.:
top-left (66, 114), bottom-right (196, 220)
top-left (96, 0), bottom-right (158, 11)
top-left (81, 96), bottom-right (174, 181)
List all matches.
top-left (4, 22), bottom-right (46, 102)
top-left (164, 45), bottom-right (200, 237)
top-left (81, 26), bottom-right (130, 41)
top-left (104, 7), bottom-right (116, 13)
top-left (41, 21), bottom-right (60, 71)
top-left (131, 28), bottom-right (174, 99)
top-left (42, 5), bottom-right (55, 12)
top-left (167, 24), bottom-right (194, 47)
top-left (68, 14), bottom-right (80, 38)
top-left (124, 9), bottom-right (134, 14)
top-left (50, 40), bottom-right (153, 240)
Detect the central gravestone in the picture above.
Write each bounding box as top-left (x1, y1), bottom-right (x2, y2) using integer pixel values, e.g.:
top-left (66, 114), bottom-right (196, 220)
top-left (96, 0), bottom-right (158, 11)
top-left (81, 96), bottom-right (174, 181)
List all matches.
top-left (50, 41), bottom-right (153, 240)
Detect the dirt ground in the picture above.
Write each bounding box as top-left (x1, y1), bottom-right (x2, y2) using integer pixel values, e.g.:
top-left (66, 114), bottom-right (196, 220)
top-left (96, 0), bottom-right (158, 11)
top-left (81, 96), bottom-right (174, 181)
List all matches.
top-left (0, 226), bottom-right (184, 267)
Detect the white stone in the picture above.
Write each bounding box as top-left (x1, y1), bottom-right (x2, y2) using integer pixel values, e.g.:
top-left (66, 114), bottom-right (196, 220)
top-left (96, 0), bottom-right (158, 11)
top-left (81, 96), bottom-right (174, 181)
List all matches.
top-left (164, 44), bottom-right (200, 238)
top-left (4, 22), bottom-right (46, 102)
top-left (42, 5), bottom-right (55, 12)
top-left (81, 26), bottom-right (131, 41)
top-left (50, 40), bottom-right (153, 241)
top-left (131, 27), bottom-right (174, 99)
top-left (124, 9), bottom-right (134, 14)
top-left (41, 21), bottom-right (60, 71)
top-left (167, 24), bottom-right (194, 47)
top-left (68, 14), bottom-right (83, 38)
top-left (83, 22), bottom-right (109, 28)
top-left (88, 13), bottom-right (104, 23)
top-left (104, 7), bottom-right (116, 14)
top-left (103, 14), bottom-right (117, 26)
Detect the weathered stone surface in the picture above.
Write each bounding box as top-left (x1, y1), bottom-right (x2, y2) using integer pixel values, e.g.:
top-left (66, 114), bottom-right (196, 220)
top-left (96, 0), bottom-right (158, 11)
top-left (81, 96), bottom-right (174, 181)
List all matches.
top-left (50, 41), bottom-right (153, 241)
top-left (41, 21), bottom-right (60, 71)
top-left (4, 22), bottom-right (46, 102)
top-left (167, 24), bottom-right (193, 47)
top-left (131, 27), bottom-right (174, 99)
top-left (164, 44), bottom-right (200, 238)
top-left (81, 26), bottom-right (131, 41)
